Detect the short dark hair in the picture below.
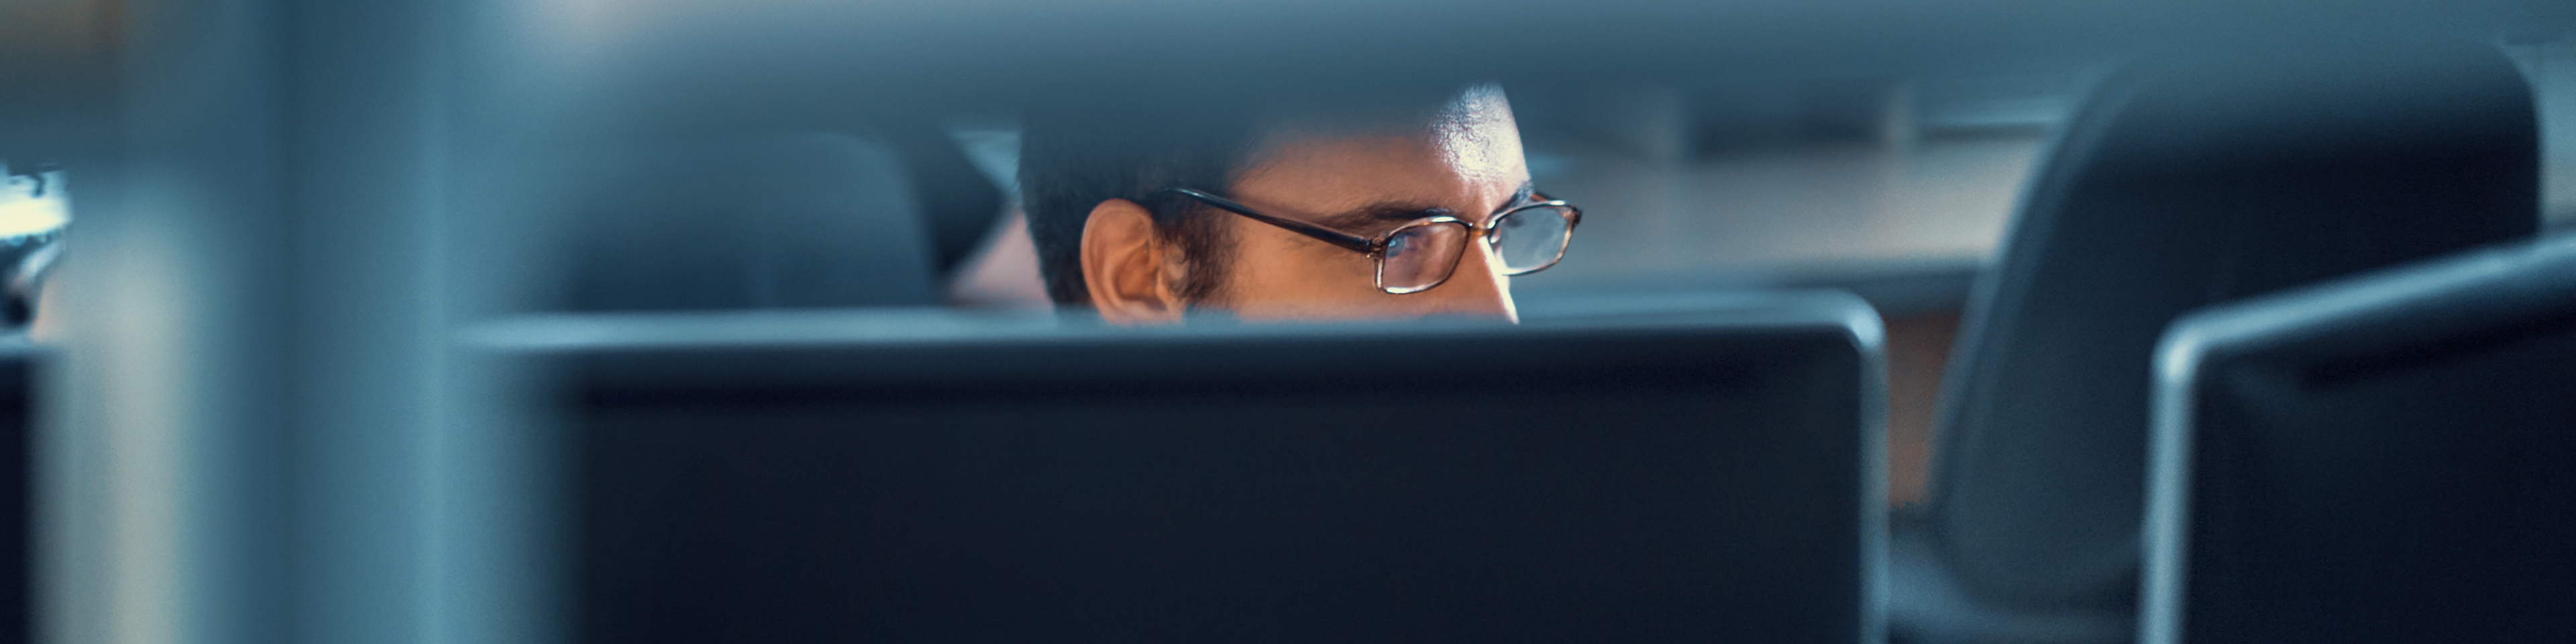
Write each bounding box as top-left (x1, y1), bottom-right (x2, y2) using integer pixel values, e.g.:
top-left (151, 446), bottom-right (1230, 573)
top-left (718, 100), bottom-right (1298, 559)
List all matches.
top-left (1018, 103), bottom-right (1259, 306)
top-left (1019, 85), bottom-right (1502, 308)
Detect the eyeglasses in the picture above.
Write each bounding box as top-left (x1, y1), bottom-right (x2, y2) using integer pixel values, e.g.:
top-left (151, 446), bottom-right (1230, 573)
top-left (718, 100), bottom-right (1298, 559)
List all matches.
top-left (1152, 187), bottom-right (1580, 294)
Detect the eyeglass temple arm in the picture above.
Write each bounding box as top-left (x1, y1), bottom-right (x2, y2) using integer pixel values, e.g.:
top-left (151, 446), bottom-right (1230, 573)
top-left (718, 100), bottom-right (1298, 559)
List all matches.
top-left (1155, 188), bottom-right (1379, 255)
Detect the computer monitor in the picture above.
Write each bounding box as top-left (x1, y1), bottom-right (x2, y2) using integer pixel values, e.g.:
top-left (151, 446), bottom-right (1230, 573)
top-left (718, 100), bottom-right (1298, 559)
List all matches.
top-left (499, 291), bottom-right (1885, 643)
top-left (2142, 235), bottom-right (2576, 644)
top-left (0, 346), bottom-right (24, 644)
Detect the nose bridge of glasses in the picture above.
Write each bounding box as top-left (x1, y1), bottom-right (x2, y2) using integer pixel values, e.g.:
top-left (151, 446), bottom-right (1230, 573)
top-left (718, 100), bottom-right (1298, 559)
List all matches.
top-left (1438, 229), bottom-right (1514, 309)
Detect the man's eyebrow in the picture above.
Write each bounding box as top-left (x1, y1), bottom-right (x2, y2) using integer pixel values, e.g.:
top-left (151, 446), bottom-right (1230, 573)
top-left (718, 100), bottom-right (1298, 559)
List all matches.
top-left (1318, 201), bottom-right (1456, 232)
top-left (1315, 183), bottom-right (1540, 233)
top-left (1498, 182), bottom-right (1536, 213)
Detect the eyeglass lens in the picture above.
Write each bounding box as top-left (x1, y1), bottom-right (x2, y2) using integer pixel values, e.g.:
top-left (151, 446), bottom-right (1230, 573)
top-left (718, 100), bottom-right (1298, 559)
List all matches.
top-left (1379, 222), bottom-right (1470, 293)
top-left (1490, 205), bottom-right (1574, 274)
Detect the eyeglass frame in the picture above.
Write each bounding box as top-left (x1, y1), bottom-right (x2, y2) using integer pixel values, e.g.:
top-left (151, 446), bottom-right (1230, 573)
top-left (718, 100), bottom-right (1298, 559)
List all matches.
top-left (1149, 187), bottom-right (1582, 294)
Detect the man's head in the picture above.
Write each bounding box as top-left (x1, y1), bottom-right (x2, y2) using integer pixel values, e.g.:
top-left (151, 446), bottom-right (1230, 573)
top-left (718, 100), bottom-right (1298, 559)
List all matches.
top-left (1020, 84), bottom-right (1554, 324)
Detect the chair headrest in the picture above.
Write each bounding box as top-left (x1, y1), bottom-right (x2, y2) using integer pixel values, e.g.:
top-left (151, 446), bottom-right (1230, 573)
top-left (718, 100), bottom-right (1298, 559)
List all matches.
top-left (1931, 40), bottom-right (2539, 608)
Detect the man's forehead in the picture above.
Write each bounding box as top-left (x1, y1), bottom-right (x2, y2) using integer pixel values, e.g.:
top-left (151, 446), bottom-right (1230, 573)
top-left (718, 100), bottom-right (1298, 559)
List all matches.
top-left (1241, 129), bottom-right (1524, 196)
top-left (1430, 86), bottom-right (1524, 187)
top-left (1243, 87), bottom-right (1523, 176)
top-left (1228, 85), bottom-right (1527, 213)
top-left (1248, 85), bottom-right (1514, 144)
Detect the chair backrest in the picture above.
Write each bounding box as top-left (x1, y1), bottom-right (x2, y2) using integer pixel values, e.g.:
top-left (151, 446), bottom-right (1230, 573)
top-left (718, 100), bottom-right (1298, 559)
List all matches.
top-left (564, 132), bottom-right (942, 311)
top-left (2143, 233), bottom-right (2576, 644)
top-left (1927, 41), bottom-right (2539, 612)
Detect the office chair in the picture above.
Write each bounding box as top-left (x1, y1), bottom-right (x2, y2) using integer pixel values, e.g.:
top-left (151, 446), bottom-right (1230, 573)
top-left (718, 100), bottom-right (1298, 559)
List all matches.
top-left (1892, 40), bottom-right (2540, 643)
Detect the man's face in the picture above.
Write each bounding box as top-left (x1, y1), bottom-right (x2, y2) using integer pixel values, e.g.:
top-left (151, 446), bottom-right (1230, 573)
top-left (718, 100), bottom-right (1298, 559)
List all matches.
top-left (1203, 95), bottom-right (1532, 322)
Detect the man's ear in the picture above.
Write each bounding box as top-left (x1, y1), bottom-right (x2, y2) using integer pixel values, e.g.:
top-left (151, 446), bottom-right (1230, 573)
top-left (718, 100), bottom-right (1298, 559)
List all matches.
top-left (1080, 199), bottom-right (1185, 325)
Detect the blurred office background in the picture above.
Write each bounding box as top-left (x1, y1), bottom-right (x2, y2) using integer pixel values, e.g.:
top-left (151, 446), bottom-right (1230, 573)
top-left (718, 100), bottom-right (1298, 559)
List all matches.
top-left (3, 0), bottom-right (2574, 642)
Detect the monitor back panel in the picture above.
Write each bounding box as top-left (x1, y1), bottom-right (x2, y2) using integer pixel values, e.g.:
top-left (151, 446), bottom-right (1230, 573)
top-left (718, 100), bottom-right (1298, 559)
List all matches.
top-left (559, 317), bottom-right (1876, 643)
top-left (2158, 241), bottom-right (2576, 644)
top-left (0, 352), bottom-right (25, 644)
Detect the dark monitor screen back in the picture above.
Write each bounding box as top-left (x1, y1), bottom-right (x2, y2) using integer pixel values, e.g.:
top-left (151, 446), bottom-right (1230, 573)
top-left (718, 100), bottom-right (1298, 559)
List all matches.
top-left (553, 313), bottom-right (1877, 643)
top-left (2171, 262), bottom-right (2576, 644)
top-left (0, 351), bottom-right (25, 644)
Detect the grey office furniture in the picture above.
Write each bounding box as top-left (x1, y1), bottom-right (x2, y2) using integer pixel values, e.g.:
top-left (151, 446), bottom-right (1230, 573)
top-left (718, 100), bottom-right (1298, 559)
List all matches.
top-left (1895, 41), bottom-right (2539, 643)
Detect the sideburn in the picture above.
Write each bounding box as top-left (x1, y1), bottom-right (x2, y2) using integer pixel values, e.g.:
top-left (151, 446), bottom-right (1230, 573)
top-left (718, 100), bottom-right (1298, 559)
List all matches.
top-left (1161, 207), bottom-right (1236, 309)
